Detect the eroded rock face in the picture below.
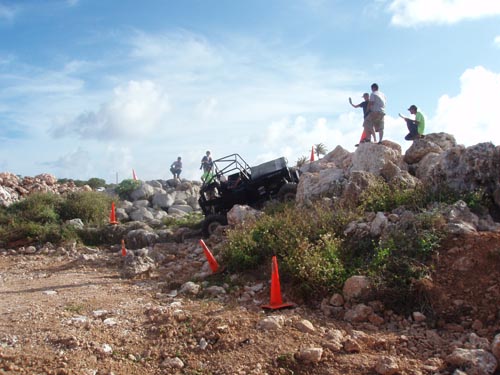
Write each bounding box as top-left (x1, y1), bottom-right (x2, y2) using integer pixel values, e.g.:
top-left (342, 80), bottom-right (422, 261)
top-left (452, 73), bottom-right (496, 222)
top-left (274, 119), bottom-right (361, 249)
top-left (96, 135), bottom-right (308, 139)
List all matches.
top-left (414, 142), bottom-right (500, 196)
top-left (295, 133), bottom-right (500, 213)
top-left (404, 133), bottom-right (457, 165)
top-left (0, 172), bottom-right (90, 207)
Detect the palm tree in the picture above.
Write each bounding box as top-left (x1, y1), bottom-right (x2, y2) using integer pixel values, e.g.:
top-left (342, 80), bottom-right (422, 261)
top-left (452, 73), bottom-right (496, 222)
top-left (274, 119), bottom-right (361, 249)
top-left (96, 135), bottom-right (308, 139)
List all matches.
top-left (296, 155), bottom-right (308, 168)
top-left (314, 143), bottom-right (328, 159)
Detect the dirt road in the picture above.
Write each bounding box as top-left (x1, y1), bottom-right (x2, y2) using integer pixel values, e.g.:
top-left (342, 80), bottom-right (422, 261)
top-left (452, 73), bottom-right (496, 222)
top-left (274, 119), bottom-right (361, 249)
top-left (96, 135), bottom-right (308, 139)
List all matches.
top-left (1, 234), bottom-right (499, 374)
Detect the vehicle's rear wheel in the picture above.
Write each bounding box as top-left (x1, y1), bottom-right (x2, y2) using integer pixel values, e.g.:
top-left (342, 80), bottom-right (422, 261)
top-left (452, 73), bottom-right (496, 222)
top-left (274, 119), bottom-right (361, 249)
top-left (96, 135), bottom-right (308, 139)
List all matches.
top-left (278, 183), bottom-right (297, 202)
top-left (202, 214), bottom-right (228, 237)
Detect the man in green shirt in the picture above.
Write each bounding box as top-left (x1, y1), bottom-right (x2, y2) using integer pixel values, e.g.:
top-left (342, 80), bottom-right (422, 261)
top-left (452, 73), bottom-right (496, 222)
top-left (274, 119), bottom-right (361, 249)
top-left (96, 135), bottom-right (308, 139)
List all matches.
top-left (400, 104), bottom-right (425, 141)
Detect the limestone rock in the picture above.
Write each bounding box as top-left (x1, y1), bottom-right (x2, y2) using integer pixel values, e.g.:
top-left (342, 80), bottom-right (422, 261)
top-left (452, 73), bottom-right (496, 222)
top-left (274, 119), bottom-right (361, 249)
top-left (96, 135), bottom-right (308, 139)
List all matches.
top-left (343, 275), bottom-right (372, 301)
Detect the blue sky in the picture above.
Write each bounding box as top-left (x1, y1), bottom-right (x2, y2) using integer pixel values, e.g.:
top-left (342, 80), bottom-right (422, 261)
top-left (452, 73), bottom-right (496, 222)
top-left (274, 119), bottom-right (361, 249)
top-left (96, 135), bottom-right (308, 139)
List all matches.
top-left (1, 0), bottom-right (499, 183)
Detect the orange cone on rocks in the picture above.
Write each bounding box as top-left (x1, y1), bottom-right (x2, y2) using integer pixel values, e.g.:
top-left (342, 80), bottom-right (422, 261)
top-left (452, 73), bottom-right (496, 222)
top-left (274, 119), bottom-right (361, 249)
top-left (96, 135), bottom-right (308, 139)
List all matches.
top-left (132, 169), bottom-right (138, 180)
top-left (310, 146), bottom-right (315, 162)
top-left (199, 239), bottom-right (219, 273)
top-left (121, 239), bottom-right (127, 257)
top-left (359, 129), bottom-right (367, 143)
top-left (109, 202), bottom-right (118, 225)
top-left (261, 256), bottom-right (295, 310)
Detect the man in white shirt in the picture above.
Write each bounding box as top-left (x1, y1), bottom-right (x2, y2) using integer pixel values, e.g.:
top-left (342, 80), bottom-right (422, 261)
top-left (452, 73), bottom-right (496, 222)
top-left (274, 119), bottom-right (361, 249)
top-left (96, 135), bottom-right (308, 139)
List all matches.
top-left (362, 83), bottom-right (386, 144)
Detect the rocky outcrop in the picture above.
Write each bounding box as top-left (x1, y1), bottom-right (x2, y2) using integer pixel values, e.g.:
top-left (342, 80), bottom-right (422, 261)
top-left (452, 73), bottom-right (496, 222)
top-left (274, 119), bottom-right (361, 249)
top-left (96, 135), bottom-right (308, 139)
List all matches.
top-left (117, 179), bottom-right (202, 224)
top-left (0, 172), bottom-right (91, 207)
top-left (296, 133), bottom-right (500, 216)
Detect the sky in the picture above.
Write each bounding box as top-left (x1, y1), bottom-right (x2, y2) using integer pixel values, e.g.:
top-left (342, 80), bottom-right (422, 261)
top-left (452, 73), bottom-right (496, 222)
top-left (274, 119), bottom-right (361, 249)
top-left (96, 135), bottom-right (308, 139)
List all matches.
top-left (1, 0), bottom-right (499, 183)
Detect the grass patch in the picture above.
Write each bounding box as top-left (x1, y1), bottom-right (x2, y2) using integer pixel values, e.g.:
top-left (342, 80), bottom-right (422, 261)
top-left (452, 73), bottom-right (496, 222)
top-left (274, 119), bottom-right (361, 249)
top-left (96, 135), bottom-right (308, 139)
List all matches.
top-left (162, 212), bottom-right (204, 230)
top-left (64, 303), bottom-right (85, 314)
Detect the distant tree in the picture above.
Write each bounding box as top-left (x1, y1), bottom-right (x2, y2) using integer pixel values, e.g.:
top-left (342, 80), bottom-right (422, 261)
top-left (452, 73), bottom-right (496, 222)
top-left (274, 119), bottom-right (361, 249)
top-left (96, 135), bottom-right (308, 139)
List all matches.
top-left (87, 178), bottom-right (106, 189)
top-left (314, 143), bottom-right (328, 159)
top-left (296, 155), bottom-right (308, 168)
top-left (73, 180), bottom-right (87, 187)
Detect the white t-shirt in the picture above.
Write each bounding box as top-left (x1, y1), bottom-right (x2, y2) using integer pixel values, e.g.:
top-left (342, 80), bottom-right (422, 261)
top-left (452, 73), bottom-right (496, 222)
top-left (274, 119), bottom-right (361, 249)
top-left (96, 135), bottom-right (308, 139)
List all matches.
top-left (370, 91), bottom-right (386, 114)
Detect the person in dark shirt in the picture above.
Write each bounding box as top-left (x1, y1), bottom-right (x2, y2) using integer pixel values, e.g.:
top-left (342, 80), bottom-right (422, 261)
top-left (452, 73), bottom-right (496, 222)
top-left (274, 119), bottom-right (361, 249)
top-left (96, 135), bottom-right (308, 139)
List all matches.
top-left (200, 150), bottom-right (213, 173)
top-left (350, 93), bottom-right (374, 146)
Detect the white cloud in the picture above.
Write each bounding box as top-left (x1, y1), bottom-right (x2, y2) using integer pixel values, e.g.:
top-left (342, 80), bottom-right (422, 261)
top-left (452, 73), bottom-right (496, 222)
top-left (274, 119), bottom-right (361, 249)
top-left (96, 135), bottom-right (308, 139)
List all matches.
top-left (388, 0), bottom-right (500, 27)
top-left (66, 0), bottom-right (79, 6)
top-left (494, 35), bottom-right (500, 47)
top-left (52, 80), bottom-right (170, 140)
top-left (431, 66), bottom-right (500, 146)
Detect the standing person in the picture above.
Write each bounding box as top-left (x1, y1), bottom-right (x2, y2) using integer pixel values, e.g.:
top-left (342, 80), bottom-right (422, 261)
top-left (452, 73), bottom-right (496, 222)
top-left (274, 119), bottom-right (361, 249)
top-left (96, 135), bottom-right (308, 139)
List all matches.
top-left (170, 157), bottom-right (182, 179)
top-left (200, 150), bottom-right (213, 182)
top-left (362, 83), bottom-right (386, 144)
top-left (400, 104), bottom-right (425, 141)
top-left (349, 93), bottom-right (375, 146)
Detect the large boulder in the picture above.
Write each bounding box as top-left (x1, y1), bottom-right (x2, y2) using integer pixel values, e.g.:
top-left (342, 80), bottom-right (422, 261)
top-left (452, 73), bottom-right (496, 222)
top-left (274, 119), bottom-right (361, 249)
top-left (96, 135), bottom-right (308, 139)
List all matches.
top-left (351, 142), bottom-right (403, 176)
top-left (404, 132), bottom-right (456, 165)
top-left (418, 142), bottom-right (500, 196)
top-left (130, 182), bottom-right (155, 201)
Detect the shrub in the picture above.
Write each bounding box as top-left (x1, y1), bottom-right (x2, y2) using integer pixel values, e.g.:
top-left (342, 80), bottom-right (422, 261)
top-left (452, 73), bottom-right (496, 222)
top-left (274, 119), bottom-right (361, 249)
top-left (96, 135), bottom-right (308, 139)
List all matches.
top-left (7, 193), bottom-right (63, 224)
top-left (162, 212), bottom-right (204, 229)
top-left (284, 233), bottom-right (346, 295)
top-left (0, 191), bottom-right (111, 246)
top-left (115, 179), bottom-right (141, 199)
top-left (86, 178), bottom-right (106, 190)
top-left (222, 203), bottom-right (353, 295)
top-left (59, 191), bottom-right (112, 225)
top-left (2, 221), bottom-right (64, 244)
top-left (367, 211), bottom-right (445, 313)
top-left (358, 178), bottom-right (428, 213)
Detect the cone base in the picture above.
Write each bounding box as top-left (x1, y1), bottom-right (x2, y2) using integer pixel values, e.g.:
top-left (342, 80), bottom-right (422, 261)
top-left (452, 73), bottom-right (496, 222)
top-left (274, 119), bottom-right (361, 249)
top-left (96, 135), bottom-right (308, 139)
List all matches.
top-left (261, 302), bottom-right (296, 310)
top-left (109, 221), bottom-right (118, 225)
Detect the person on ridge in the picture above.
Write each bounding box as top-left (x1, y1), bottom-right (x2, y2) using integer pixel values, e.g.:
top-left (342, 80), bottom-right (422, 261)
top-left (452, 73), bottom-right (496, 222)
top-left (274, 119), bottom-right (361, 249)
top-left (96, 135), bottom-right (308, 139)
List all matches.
top-left (400, 104), bottom-right (425, 141)
top-left (349, 93), bottom-right (375, 146)
top-left (170, 156), bottom-right (182, 179)
top-left (200, 150), bottom-right (214, 182)
top-left (362, 83), bottom-right (386, 144)
top-left (200, 150), bottom-right (213, 173)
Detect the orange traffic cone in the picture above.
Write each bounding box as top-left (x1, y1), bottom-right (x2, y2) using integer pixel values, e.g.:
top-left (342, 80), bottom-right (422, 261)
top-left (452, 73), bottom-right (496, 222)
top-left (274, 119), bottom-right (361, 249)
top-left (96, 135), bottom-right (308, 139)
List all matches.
top-left (261, 256), bottom-right (295, 310)
top-left (359, 129), bottom-right (367, 143)
top-left (199, 239), bottom-right (219, 273)
top-left (310, 146), bottom-right (315, 162)
top-left (121, 239), bottom-right (127, 257)
top-left (109, 202), bottom-right (118, 225)
top-left (132, 169), bottom-right (138, 181)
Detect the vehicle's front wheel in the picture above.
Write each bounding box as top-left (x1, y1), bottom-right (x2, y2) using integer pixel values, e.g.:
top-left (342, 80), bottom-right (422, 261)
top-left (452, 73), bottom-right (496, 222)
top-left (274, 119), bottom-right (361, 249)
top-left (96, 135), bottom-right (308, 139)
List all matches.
top-left (202, 214), bottom-right (228, 237)
top-left (278, 183), bottom-right (297, 202)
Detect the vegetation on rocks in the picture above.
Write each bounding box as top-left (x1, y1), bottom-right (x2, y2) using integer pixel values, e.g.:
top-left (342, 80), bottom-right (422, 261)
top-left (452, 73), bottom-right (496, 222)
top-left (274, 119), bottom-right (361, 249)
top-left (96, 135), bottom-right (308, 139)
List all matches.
top-left (221, 182), bottom-right (452, 311)
top-left (0, 191), bottom-right (112, 246)
top-left (114, 178), bottom-right (141, 199)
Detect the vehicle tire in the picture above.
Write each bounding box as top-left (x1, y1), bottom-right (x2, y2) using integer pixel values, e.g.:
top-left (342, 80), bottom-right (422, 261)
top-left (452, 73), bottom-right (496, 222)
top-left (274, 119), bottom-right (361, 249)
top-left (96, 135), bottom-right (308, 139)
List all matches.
top-left (278, 183), bottom-right (297, 202)
top-left (202, 214), bottom-right (228, 237)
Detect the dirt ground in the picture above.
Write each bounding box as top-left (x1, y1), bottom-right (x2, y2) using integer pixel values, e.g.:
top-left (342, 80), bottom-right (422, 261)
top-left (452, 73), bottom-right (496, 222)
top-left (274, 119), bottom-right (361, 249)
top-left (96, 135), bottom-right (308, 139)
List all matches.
top-left (1, 232), bottom-right (500, 375)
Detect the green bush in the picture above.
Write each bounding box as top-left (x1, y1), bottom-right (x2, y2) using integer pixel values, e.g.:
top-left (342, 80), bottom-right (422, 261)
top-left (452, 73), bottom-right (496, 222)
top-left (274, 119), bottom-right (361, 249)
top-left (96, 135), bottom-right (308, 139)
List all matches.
top-left (162, 212), bottom-right (204, 229)
top-left (59, 191), bottom-right (112, 225)
top-left (86, 178), bottom-right (106, 189)
top-left (115, 179), bottom-right (141, 199)
top-left (358, 178), bottom-right (428, 213)
top-left (8, 193), bottom-right (63, 224)
top-left (2, 221), bottom-right (64, 244)
top-left (284, 233), bottom-right (346, 295)
top-left (367, 211), bottom-right (445, 313)
top-left (0, 191), bottom-right (110, 247)
top-left (222, 203), bottom-right (354, 294)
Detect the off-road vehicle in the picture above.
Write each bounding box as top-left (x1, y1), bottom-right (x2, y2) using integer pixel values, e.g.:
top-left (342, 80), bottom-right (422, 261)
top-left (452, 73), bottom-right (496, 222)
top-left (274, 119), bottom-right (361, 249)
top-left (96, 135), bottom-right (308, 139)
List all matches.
top-left (198, 153), bottom-right (300, 236)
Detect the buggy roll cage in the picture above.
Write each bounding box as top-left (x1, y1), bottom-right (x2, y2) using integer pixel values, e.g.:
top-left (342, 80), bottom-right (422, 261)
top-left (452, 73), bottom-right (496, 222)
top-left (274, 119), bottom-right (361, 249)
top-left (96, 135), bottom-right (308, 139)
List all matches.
top-left (202, 153), bottom-right (252, 187)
